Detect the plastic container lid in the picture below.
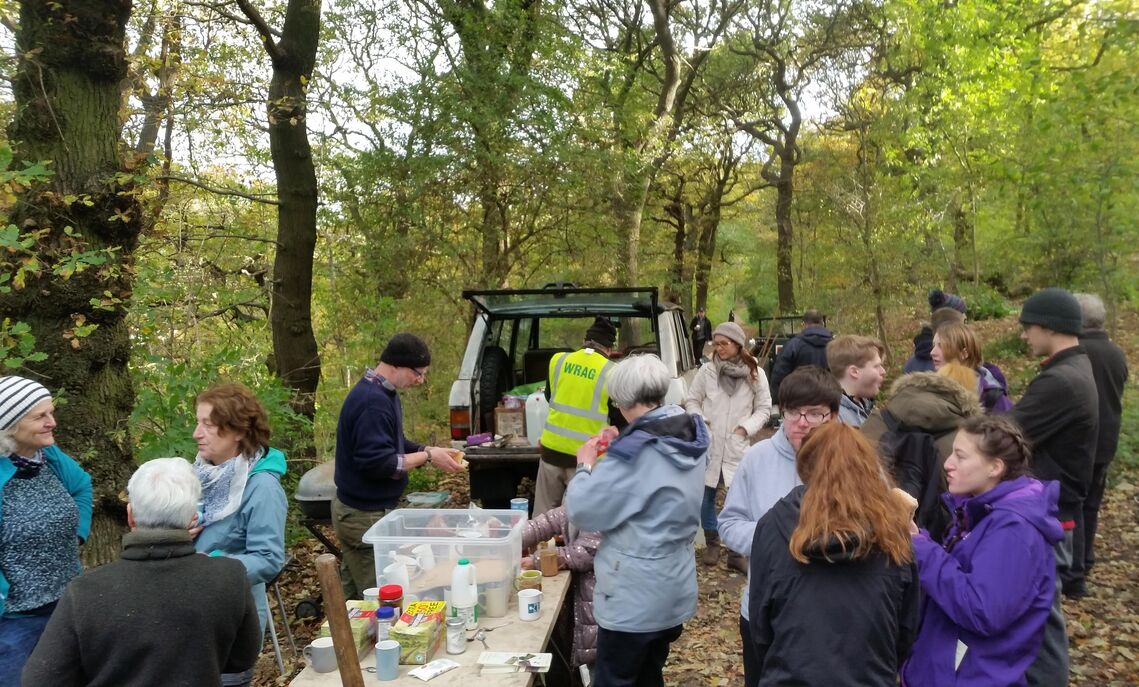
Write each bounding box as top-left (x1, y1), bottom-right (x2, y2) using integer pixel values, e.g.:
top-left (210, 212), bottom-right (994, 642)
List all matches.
top-left (376, 606), bottom-right (396, 620)
top-left (379, 584), bottom-right (403, 600)
top-left (458, 559), bottom-right (470, 565)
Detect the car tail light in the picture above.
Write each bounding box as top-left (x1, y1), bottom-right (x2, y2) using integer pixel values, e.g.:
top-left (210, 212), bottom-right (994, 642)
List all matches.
top-left (450, 406), bottom-right (471, 440)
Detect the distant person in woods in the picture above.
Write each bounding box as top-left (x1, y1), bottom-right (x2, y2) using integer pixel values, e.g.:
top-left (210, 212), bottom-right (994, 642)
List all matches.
top-left (690, 307), bottom-right (711, 360)
top-left (1072, 293), bottom-right (1128, 590)
top-left (904, 290), bottom-right (968, 374)
top-left (1012, 288), bottom-right (1098, 687)
top-left (333, 333), bottom-right (463, 599)
top-left (769, 310), bottom-right (833, 400)
top-left (684, 322), bottom-right (772, 570)
top-left (828, 335), bottom-right (887, 428)
top-left (536, 317), bottom-right (624, 517)
top-left (0, 376), bottom-right (91, 686)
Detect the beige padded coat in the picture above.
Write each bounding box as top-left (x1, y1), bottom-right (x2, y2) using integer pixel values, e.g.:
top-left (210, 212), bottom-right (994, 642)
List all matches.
top-left (684, 360), bottom-right (773, 488)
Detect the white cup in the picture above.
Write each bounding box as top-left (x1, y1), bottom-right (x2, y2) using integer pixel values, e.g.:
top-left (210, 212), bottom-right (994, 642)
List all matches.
top-left (518, 588), bottom-right (542, 621)
top-left (480, 581), bottom-right (509, 617)
top-left (413, 544), bottom-right (436, 571)
top-left (382, 561), bottom-right (410, 590)
top-left (303, 636), bottom-right (337, 673)
top-left (362, 587), bottom-right (380, 601)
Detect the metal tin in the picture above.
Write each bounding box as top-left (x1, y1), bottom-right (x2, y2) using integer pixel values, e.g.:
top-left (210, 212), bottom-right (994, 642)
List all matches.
top-left (445, 617), bottom-right (467, 655)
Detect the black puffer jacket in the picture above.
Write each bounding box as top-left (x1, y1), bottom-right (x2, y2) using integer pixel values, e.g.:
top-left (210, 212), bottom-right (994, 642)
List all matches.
top-left (769, 326), bottom-right (833, 398)
top-left (1009, 346), bottom-right (1099, 521)
top-left (748, 486), bottom-right (920, 687)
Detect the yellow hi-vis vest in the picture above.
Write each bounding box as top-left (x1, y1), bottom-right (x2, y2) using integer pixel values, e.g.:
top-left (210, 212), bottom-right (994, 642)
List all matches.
top-left (539, 348), bottom-right (614, 455)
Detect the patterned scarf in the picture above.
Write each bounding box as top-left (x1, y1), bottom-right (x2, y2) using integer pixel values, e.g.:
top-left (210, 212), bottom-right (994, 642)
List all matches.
top-left (193, 447), bottom-right (264, 527)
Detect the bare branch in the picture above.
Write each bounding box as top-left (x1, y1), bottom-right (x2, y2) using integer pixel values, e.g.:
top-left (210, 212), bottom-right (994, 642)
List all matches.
top-left (157, 174), bottom-right (280, 205)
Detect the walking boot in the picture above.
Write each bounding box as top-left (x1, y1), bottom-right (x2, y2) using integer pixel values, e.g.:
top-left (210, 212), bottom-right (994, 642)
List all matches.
top-left (727, 551), bottom-right (748, 574)
top-left (702, 529), bottom-right (722, 566)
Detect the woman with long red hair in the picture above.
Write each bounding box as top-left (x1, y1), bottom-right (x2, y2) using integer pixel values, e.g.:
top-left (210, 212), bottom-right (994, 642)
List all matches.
top-left (747, 422), bottom-right (920, 686)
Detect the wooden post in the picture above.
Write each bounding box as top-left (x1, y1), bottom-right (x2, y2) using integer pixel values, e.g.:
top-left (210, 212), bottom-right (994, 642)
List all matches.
top-left (314, 553), bottom-right (365, 687)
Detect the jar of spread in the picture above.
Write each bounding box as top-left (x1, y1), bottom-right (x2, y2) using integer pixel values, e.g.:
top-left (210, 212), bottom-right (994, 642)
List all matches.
top-left (379, 584), bottom-right (404, 617)
top-left (539, 547), bottom-right (559, 577)
top-left (445, 617), bottom-right (467, 655)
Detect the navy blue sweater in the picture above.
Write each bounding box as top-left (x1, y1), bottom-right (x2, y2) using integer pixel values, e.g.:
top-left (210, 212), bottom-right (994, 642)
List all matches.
top-left (335, 376), bottom-right (424, 510)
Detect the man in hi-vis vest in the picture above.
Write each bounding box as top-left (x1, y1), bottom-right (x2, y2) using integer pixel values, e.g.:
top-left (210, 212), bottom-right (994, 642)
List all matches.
top-left (534, 317), bottom-right (623, 516)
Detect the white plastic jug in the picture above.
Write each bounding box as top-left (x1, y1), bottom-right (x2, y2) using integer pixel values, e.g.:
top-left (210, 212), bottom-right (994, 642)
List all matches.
top-left (525, 391), bottom-right (549, 447)
top-left (450, 559), bottom-right (479, 630)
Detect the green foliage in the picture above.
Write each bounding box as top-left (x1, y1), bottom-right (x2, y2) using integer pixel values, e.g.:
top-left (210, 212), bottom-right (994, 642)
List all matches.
top-left (983, 333), bottom-right (1027, 367)
top-left (1111, 385), bottom-right (1139, 482)
top-left (0, 318), bottom-right (48, 369)
top-left (958, 283), bottom-right (1014, 321)
top-left (130, 348), bottom-right (311, 462)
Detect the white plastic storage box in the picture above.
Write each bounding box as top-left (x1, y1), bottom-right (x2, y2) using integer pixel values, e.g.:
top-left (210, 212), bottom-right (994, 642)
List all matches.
top-left (362, 508), bottom-right (525, 614)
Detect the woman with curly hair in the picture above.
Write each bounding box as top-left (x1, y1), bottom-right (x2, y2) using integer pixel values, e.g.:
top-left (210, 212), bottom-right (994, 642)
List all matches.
top-left (191, 383), bottom-right (287, 687)
top-left (747, 422), bottom-right (920, 686)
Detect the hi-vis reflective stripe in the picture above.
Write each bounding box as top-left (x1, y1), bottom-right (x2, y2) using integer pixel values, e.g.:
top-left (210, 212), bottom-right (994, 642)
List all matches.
top-left (549, 352), bottom-right (570, 396)
top-left (549, 357), bottom-right (612, 422)
top-left (543, 423), bottom-right (594, 442)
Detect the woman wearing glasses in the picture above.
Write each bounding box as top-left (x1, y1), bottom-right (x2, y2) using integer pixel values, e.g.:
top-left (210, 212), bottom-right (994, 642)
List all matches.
top-left (718, 367), bottom-right (841, 686)
top-left (684, 322), bottom-right (772, 571)
top-left (902, 416), bottom-right (1061, 686)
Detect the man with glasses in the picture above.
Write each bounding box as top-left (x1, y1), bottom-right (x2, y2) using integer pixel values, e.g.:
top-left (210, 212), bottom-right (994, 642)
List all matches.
top-left (717, 367), bottom-right (841, 686)
top-left (332, 332), bottom-right (463, 599)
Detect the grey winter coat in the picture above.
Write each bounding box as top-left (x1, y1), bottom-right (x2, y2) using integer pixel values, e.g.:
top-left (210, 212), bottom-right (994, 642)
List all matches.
top-left (684, 360), bottom-right (772, 488)
top-left (522, 507), bottom-right (600, 667)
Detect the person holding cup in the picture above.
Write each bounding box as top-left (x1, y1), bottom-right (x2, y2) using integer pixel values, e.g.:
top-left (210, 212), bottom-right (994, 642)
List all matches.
top-left (565, 355), bottom-right (706, 686)
top-left (902, 416), bottom-right (1062, 686)
top-left (520, 505), bottom-right (601, 669)
top-left (332, 333), bottom-right (463, 600)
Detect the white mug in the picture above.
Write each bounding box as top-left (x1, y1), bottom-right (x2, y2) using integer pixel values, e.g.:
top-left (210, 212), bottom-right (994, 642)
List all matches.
top-left (518, 588), bottom-right (542, 621)
top-left (382, 561), bottom-right (410, 590)
top-left (413, 544), bottom-right (436, 571)
top-left (304, 636), bottom-right (337, 673)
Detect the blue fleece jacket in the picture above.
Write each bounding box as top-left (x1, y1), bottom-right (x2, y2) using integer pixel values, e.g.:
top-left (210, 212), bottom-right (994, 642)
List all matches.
top-left (903, 478), bottom-right (1063, 687)
top-left (194, 447), bottom-right (287, 636)
top-left (718, 425), bottom-right (801, 620)
top-left (334, 376), bottom-right (424, 511)
top-left (565, 405), bottom-right (707, 633)
top-left (0, 445), bottom-right (92, 617)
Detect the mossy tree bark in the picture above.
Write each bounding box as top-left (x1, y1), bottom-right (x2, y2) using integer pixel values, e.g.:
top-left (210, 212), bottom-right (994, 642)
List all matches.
top-left (236, 0), bottom-right (322, 424)
top-left (5, 0), bottom-right (141, 566)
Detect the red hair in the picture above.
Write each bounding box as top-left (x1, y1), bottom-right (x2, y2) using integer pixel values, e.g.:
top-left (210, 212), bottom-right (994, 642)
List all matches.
top-left (790, 422), bottom-right (913, 566)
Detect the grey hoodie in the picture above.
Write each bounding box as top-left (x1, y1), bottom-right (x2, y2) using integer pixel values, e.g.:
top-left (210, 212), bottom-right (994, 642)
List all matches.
top-left (565, 405), bottom-right (708, 633)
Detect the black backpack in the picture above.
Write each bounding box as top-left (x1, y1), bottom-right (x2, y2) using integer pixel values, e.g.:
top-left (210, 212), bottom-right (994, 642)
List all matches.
top-left (878, 410), bottom-right (951, 543)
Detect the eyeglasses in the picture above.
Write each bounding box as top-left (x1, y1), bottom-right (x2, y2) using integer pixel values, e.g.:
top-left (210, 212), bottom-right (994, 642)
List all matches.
top-left (785, 409), bottom-right (831, 426)
top-left (410, 368), bottom-right (427, 379)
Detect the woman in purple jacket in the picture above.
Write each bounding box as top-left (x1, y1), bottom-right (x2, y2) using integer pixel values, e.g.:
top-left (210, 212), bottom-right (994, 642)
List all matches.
top-left (903, 415), bottom-right (1063, 687)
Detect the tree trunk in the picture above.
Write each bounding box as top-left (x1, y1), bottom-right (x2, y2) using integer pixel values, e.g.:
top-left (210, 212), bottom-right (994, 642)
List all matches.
top-left (240, 0), bottom-right (323, 423)
top-left (6, 0), bottom-right (141, 565)
top-left (774, 157), bottom-right (796, 313)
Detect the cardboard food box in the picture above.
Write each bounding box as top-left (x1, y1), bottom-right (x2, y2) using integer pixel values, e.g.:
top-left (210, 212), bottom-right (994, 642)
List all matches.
top-left (495, 406), bottom-right (526, 437)
top-left (391, 600), bottom-right (446, 665)
top-left (319, 600), bottom-right (377, 654)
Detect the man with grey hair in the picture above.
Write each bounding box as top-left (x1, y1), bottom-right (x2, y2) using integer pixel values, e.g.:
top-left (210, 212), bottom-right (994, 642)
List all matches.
top-left (23, 459), bottom-right (261, 687)
top-left (1073, 293), bottom-right (1129, 592)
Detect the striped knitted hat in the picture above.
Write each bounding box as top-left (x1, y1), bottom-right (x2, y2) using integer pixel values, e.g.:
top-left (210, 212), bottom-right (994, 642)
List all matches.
top-left (0, 377), bottom-right (52, 431)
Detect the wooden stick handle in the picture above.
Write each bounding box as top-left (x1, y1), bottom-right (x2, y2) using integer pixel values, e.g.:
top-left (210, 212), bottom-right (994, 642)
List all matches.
top-left (315, 553), bottom-right (366, 687)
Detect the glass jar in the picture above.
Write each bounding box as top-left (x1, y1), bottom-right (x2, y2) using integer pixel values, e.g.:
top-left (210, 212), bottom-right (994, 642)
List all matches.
top-left (379, 584), bottom-right (404, 618)
top-left (445, 617), bottom-right (467, 655)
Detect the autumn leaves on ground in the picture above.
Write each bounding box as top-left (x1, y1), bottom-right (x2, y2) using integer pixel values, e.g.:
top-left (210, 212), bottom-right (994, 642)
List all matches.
top-left (260, 314), bottom-right (1139, 686)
